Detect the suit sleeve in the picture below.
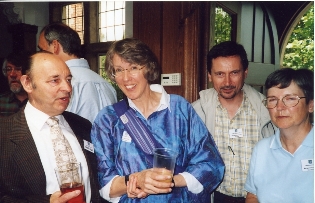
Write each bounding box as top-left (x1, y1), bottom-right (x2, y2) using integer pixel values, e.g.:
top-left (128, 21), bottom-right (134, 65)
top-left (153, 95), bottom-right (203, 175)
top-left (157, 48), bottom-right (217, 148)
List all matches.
top-left (0, 191), bottom-right (50, 203)
top-left (0, 117), bottom-right (52, 202)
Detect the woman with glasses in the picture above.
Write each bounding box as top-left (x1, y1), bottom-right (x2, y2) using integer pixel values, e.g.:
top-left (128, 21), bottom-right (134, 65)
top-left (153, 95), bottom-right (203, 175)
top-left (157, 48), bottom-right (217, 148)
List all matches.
top-left (90, 38), bottom-right (224, 202)
top-left (245, 68), bottom-right (314, 203)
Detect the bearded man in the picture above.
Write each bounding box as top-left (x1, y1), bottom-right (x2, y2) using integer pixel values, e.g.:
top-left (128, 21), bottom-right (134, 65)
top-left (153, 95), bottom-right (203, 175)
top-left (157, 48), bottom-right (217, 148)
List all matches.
top-left (0, 51), bottom-right (30, 116)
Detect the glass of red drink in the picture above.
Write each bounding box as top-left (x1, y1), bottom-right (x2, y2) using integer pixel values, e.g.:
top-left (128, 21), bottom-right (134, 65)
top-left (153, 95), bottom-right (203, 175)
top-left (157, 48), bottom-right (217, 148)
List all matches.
top-left (55, 162), bottom-right (85, 203)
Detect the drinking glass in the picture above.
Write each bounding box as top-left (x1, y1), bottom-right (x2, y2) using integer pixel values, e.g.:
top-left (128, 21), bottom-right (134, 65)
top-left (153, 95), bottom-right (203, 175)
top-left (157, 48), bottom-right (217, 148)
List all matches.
top-left (55, 162), bottom-right (85, 203)
top-left (153, 148), bottom-right (178, 182)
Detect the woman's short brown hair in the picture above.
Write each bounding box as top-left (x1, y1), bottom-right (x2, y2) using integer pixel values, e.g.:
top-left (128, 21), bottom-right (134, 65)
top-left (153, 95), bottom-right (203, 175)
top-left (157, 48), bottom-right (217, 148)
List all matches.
top-left (105, 38), bottom-right (160, 83)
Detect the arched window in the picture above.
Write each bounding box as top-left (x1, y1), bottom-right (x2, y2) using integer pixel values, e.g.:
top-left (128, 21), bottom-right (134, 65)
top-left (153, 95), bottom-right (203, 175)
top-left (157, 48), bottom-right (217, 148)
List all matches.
top-left (282, 4), bottom-right (314, 70)
top-left (280, 2), bottom-right (314, 70)
top-left (214, 5), bottom-right (236, 44)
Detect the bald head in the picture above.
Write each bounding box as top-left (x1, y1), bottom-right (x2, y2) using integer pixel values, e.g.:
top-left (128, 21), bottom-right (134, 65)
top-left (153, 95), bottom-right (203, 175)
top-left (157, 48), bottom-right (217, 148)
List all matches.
top-left (25, 51), bottom-right (52, 78)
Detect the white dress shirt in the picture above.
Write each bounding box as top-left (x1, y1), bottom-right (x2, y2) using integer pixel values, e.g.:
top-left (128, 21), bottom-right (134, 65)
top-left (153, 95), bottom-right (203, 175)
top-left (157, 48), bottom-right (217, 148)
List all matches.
top-left (24, 102), bottom-right (92, 202)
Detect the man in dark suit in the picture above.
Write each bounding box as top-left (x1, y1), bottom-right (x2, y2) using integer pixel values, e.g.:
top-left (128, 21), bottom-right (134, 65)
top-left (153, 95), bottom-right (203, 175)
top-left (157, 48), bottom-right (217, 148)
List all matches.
top-left (0, 52), bottom-right (106, 203)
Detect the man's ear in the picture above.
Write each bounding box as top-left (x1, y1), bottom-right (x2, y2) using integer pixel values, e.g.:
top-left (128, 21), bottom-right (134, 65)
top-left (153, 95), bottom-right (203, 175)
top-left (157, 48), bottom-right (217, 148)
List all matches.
top-left (309, 99), bottom-right (314, 113)
top-left (20, 75), bottom-right (33, 93)
top-left (208, 72), bottom-right (212, 82)
top-left (51, 39), bottom-right (60, 54)
top-left (244, 68), bottom-right (249, 79)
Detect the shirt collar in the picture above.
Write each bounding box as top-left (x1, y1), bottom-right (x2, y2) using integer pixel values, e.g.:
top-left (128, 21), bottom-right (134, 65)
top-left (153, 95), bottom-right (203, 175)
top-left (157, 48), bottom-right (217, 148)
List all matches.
top-left (216, 91), bottom-right (248, 112)
top-left (302, 126), bottom-right (314, 147)
top-left (271, 129), bottom-right (283, 149)
top-left (271, 126), bottom-right (314, 149)
top-left (24, 101), bottom-right (66, 130)
top-left (128, 84), bottom-right (171, 113)
top-left (65, 58), bottom-right (89, 69)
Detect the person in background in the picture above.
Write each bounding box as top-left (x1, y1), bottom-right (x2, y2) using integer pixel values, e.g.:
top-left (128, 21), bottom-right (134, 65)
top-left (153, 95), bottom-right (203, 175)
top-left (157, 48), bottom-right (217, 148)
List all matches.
top-left (0, 51), bottom-right (106, 203)
top-left (192, 41), bottom-right (276, 203)
top-left (245, 68), bottom-right (314, 203)
top-left (38, 22), bottom-right (117, 123)
top-left (91, 38), bottom-right (225, 202)
top-left (0, 51), bottom-right (30, 116)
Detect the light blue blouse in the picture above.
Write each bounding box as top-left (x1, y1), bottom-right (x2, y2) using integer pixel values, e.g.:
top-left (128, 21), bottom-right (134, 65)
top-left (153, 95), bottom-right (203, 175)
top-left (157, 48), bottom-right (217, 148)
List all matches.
top-left (245, 127), bottom-right (314, 203)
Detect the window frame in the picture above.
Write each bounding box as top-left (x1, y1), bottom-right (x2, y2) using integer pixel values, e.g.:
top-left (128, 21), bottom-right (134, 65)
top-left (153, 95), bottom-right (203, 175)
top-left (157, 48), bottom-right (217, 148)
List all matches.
top-left (49, 1), bottom-right (132, 74)
top-left (49, 2), bottom-right (113, 73)
top-left (217, 3), bottom-right (237, 42)
top-left (61, 2), bottom-right (85, 44)
top-left (98, 1), bottom-right (126, 42)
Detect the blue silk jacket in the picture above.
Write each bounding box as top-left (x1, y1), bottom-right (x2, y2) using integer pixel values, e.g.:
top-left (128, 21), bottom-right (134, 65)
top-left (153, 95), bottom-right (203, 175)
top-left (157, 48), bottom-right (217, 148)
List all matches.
top-left (91, 94), bottom-right (225, 202)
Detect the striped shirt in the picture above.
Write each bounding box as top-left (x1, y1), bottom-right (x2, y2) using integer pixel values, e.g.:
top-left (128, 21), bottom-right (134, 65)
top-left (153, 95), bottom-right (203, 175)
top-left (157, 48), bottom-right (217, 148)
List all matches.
top-left (215, 92), bottom-right (260, 197)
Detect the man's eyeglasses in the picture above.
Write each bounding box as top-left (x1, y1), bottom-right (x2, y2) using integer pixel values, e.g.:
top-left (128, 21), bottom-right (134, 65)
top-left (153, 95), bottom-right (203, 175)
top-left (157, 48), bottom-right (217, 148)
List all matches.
top-left (112, 66), bottom-right (144, 78)
top-left (262, 95), bottom-right (306, 109)
top-left (4, 66), bottom-right (22, 75)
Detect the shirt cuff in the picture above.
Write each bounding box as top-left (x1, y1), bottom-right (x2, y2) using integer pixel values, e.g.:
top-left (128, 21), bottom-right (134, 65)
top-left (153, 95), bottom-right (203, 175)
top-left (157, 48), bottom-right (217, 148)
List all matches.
top-left (99, 175), bottom-right (121, 203)
top-left (179, 172), bottom-right (204, 194)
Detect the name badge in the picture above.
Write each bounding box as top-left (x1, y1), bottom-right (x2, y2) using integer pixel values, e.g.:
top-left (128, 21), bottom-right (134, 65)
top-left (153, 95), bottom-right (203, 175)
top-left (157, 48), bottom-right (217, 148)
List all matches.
top-left (229, 128), bottom-right (243, 138)
top-left (122, 131), bottom-right (132, 143)
top-left (301, 159), bottom-right (314, 171)
top-left (83, 140), bottom-right (94, 153)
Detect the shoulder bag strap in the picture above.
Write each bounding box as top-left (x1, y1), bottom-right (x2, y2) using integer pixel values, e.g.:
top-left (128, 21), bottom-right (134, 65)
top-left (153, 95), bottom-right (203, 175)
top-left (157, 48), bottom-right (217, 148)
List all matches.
top-left (113, 100), bottom-right (162, 154)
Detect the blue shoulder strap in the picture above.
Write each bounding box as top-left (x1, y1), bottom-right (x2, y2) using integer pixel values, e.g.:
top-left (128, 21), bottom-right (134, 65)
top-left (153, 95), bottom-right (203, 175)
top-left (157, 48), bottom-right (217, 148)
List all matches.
top-left (113, 99), bottom-right (162, 163)
top-left (113, 99), bottom-right (184, 174)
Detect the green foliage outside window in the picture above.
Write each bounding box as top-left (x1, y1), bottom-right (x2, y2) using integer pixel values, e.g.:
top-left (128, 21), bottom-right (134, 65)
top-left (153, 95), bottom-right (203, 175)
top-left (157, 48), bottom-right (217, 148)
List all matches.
top-left (283, 5), bottom-right (314, 71)
top-left (215, 7), bottom-right (232, 45)
top-left (99, 55), bottom-right (125, 101)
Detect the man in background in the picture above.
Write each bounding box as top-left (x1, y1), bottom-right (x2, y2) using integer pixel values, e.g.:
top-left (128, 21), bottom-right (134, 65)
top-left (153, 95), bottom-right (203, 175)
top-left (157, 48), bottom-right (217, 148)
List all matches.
top-left (0, 51), bottom-right (106, 203)
top-left (38, 22), bottom-right (117, 123)
top-left (0, 51), bottom-right (30, 116)
top-left (192, 41), bottom-right (276, 203)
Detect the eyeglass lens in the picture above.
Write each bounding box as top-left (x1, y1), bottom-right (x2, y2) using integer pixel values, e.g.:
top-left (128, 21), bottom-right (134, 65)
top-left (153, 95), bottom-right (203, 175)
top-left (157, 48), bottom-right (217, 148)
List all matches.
top-left (265, 95), bottom-right (305, 108)
top-left (6, 67), bottom-right (22, 73)
top-left (114, 66), bottom-right (143, 77)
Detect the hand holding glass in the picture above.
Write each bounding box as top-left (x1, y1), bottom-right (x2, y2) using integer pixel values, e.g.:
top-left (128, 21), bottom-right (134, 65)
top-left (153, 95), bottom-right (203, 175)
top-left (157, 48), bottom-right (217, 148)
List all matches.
top-left (153, 148), bottom-right (178, 183)
top-left (55, 162), bottom-right (85, 203)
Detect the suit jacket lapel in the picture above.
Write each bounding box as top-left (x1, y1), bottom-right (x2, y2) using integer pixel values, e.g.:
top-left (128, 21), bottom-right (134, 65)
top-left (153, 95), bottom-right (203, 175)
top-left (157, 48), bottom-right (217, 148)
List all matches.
top-left (10, 110), bottom-right (47, 195)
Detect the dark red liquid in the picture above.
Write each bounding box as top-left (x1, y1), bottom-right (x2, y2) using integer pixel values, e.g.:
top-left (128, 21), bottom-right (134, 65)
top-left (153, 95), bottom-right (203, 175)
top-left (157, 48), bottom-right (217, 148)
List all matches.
top-left (60, 182), bottom-right (85, 203)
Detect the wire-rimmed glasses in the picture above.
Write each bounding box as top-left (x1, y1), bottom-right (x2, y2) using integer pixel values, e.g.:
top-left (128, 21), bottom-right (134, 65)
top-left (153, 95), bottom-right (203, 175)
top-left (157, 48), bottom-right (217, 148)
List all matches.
top-left (112, 66), bottom-right (144, 78)
top-left (262, 95), bottom-right (306, 109)
top-left (3, 66), bottom-right (22, 76)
